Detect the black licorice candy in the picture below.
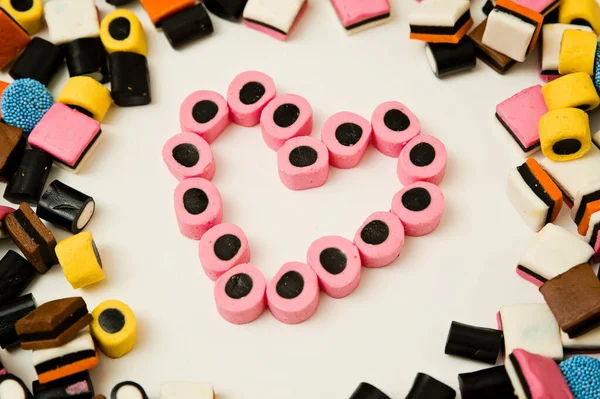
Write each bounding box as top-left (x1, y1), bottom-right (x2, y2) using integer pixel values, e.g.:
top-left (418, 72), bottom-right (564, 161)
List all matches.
top-left (483, 0), bottom-right (495, 15)
top-left (37, 180), bottom-right (95, 234)
top-left (425, 38), bottom-right (476, 79)
top-left (162, 4), bottom-right (214, 49)
top-left (4, 149), bottom-right (52, 205)
top-left (0, 374), bottom-right (33, 399)
top-left (64, 38), bottom-right (110, 84)
top-left (111, 381), bottom-right (149, 399)
top-left (444, 321), bottom-right (503, 364)
top-left (458, 365), bottom-right (517, 399)
top-left (348, 382), bottom-right (390, 399)
top-left (0, 250), bottom-right (36, 306)
top-left (107, 0), bottom-right (134, 4)
top-left (33, 371), bottom-right (94, 399)
top-left (0, 293), bottom-right (36, 349)
top-left (109, 52), bottom-right (151, 107)
top-left (9, 38), bottom-right (64, 85)
top-left (204, 0), bottom-right (248, 21)
top-left (405, 373), bottom-right (456, 399)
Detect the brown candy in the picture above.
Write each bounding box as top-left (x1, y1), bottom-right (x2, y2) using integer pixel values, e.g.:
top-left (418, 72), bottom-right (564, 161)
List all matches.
top-left (5, 202), bottom-right (58, 273)
top-left (468, 19), bottom-right (516, 74)
top-left (15, 297), bottom-right (93, 350)
top-left (0, 122), bottom-right (24, 182)
top-left (94, 396), bottom-right (107, 399)
top-left (540, 263), bottom-right (600, 338)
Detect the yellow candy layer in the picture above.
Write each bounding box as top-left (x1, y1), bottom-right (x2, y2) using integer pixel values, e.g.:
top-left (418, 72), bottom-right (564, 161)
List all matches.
top-left (559, 0), bottom-right (600, 35)
top-left (56, 231), bottom-right (105, 289)
top-left (91, 300), bottom-right (137, 358)
top-left (0, 0), bottom-right (43, 35)
top-left (100, 9), bottom-right (147, 56)
top-left (539, 108), bottom-right (591, 162)
top-left (57, 77), bottom-right (112, 122)
top-left (559, 29), bottom-right (597, 76)
top-left (541, 72), bottom-right (600, 111)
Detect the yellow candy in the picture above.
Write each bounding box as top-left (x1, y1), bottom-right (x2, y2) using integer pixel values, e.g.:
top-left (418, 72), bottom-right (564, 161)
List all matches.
top-left (56, 231), bottom-right (105, 289)
top-left (559, 0), bottom-right (600, 35)
top-left (57, 77), bottom-right (112, 122)
top-left (100, 9), bottom-right (147, 56)
top-left (0, 0), bottom-right (43, 35)
top-left (539, 108), bottom-right (591, 162)
top-left (559, 29), bottom-right (597, 76)
top-left (91, 300), bottom-right (136, 359)
top-left (541, 72), bottom-right (600, 111)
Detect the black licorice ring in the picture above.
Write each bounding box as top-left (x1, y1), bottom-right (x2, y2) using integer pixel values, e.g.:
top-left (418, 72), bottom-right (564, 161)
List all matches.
top-left (425, 38), bottom-right (476, 78)
top-left (162, 4), bottom-right (214, 49)
top-left (36, 180), bottom-right (95, 234)
top-left (444, 321), bottom-right (503, 364)
top-left (64, 38), bottom-right (110, 84)
top-left (458, 365), bottom-right (516, 399)
top-left (405, 373), bottom-right (455, 399)
top-left (0, 374), bottom-right (33, 399)
top-left (9, 37), bottom-right (64, 85)
top-left (111, 381), bottom-right (149, 399)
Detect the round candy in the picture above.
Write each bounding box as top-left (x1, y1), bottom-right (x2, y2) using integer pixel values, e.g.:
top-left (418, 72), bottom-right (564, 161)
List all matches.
top-left (0, 0), bottom-right (43, 34)
top-left (559, 29), bottom-right (597, 76)
top-left (1, 78), bottom-right (53, 133)
top-left (199, 223), bottom-right (251, 281)
top-left (0, 374), bottom-right (32, 399)
top-left (57, 76), bottom-right (112, 122)
top-left (542, 72), bottom-right (600, 111)
top-left (100, 9), bottom-right (147, 56)
top-left (397, 134), bottom-right (447, 185)
top-left (560, 356), bottom-right (600, 399)
top-left (91, 300), bottom-right (137, 359)
top-left (174, 178), bottom-right (223, 240)
top-left (180, 91), bottom-right (229, 144)
top-left (371, 101), bottom-right (420, 157)
top-left (321, 111), bottom-right (372, 169)
top-left (260, 94), bottom-right (313, 151)
top-left (353, 211), bottom-right (405, 268)
top-left (55, 231), bottom-right (105, 289)
top-left (227, 71), bottom-right (276, 127)
top-left (539, 108), bottom-right (591, 162)
top-left (391, 182), bottom-right (445, 236)
top-left (162, 133), bottom-right (215, 181)
top-left (267, 261), bottom-right (319, 324)
top-left (111, 381), bottom-right (148, 399)
top-left (214, 263), bottom-right (266, 324)
top-left (277, 136), bottom-right (329, 190)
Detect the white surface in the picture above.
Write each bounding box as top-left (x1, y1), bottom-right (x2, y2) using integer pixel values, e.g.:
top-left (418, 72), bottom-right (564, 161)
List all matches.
top-left (541, 24), bottom-right (593, 73)
top-left (483, 9), bottom-right (535, 62)
top-left (161, 382), bottom-right (214, 399)
top-left (2, 0), bottom-right (599, 398)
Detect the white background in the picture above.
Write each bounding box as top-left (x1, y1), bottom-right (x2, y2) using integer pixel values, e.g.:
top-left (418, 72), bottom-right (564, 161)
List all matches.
top-left (1, 0), bottom-right (595, 397)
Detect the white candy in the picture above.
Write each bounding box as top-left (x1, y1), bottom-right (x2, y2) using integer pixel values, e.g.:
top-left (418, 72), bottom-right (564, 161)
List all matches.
top-left (506, 168), bottom-right (548, 232)
top-left (561, 328), bottom-right (600, 351)
top-left (572, 180), bottom-right (600, 223)
top-left (44, 0), bottom-right (100, 45)
top-left (243, 0), bottom-right (305, 34)
top-left (161, 382), bottom-right (214, 399)
top-left (504, 354), bottom-right (527, 399)
top-left (541, 24), bottom-right (593, 74)
top-left (483, 8), bottom-right (535, 62)
top-left (32, 331), bottom-right (95, 366)
top-left (0, 379), bottom-right (27, 399)
top-left (408, 0), bottom-right (470, 27)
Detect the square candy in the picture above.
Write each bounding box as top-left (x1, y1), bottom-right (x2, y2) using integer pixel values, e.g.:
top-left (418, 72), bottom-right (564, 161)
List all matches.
top-left (330, 0), bottom-right (390, 33)
top-left (0, 9), bottom-right (30, 69)
top-left (28, 103), bottom-right (101, 172)
top-left (243, 0), bottom-right (306, 38)
top-left (514, 0), bottom-right (559, 15)
top-left (408, 0), bottom-right (472, 44)
top-left (561, 327), bottom-right (600, 353)
top-left (507, 349), bottom-right (573, 399)
top-left (44, 0), bottom-right (100, 45)
top-left (468, 19), bottom-right (516, 74)
top-left (542, 24), bottom-right (593, 75)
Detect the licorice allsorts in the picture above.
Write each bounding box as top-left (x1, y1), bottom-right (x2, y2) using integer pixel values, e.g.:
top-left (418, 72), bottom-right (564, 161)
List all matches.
top-left (353, 211), bottom-right (405, 267)
top-left (444, 321), bottom-right (503, 364)
top-left (371, 101), bottom-right (420, 157)
top-left (199, 223), bottom-right (251, 281)
top-left (111, 381), bottom-right (148, 399)
top-left (261, 94), bottom-right (313, 151)
top-left (227, 70), bottom-right (276, 127)
top-left (267, 262), bottom-right (319, 324)
top-left (0, 250), bottom-right (36, 306)
top-left (174, 177), bottom-right (223, 240)
top-left (277, 136), bottom-right (329, 190)
top-left (0, 122), bottom-right (25, 183)
top-left (162, 133), bottom-right (215, 182)
top-left (64, 38), bottom-right (110, 84)
top-left (109, 52), bottom-right (151, 107)
top-left (458, 365), bottom-right (515, 399)
top-left (320, 111), bottom-right (372, 169)
top-left (9, 38), bottom-right (64, 85)
top-left (0, 373), bottom-right (33, 399)
top-left (214, 263), bottom-right (266, 324)
top-left (204, 0), bottom-right (248, 21)
top-left (4, 149), bottom-right (52, 205)
top-left (425, 37), bottom-right (476, 78)
top-left (162, 4), bottom-right (214, 49)
top-left (180, 91), bottom-right (229, 144)
top-left (33, 371), bottom-right (94, 399)
top-left (91, 300), bottom-right (137, 358)
top-left (405, 373), bottom-right (455, 399)
top-left (37, 180), bottom-right (95, 234)
top-left (347, 382), bottom-right (390, 399)
top-left (0, 293), bottom-right (36, 349)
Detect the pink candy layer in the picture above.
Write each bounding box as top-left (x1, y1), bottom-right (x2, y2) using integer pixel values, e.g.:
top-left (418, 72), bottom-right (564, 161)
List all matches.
top-left (514, 0), bottom-right (557, 14)
top-left (214, 263), bottom-right (266, 325)
top-left (261, 94), bottom-right (313, 150)
top-left (66, 381), bottom-right (90, 395)
top-left (199, 223), bottom-right (251, 281)
top-left (243, 2), bottom-right (308, 41)
top-left (277, 136), bottom-right (329, 190)
top-left (267, 261), bottom-right (320, 324)
top-left (516, 266), bottom-right (544, 288)
top-left (174, 178), bottom-right (223, 240)
top-left (180, 91), bottom-right (230, 144)
top-left (162, 133), bottom-right (215, 181)
top-left (330, 0), bottom-right (390, 28)
top-left (321, 111), bottom-right (372, 169)
top-left (0, 206), bottom-right (14, 220)
top-left (227, 71), bottom-right (276, 127)
top-left (306, 235), bottom-right (361, 298)
top-left (29, 103), bottom-right (100, 168)
top-left (353, 211), bottom-right (405, 268)
top-left (511, 349), bottom-right (574, 399)
top-left (371, 101), bottom-right (420, 157)
top-left (0, 368), bottom-right (5, 376)
top-left (397, 134), bottom-right (447, 185)
top-left (391, 182), bottom-right (444, 237)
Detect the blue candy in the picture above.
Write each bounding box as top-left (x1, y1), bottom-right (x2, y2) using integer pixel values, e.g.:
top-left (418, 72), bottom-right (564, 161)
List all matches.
top-left (560, 355), bottom-right (600, 399)
top-left (0, 78), bottom-right (54, 133)
top-left (594, 47), bottom-right (600, 93)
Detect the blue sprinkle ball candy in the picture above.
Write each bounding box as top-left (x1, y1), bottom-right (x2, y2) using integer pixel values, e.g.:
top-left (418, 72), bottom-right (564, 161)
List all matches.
top-left (0, 78), bottom-right (54, 133)
top-left (560, 355), bottom-right (600, 399)
top-left (594, 47), bottom-right (600, 93)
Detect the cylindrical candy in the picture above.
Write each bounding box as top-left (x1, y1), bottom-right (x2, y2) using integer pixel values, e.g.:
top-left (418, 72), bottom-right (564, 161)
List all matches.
top-left (539, 108), bottom-right (591, 162)
top-left (180, 91), bottom-right (229, 144)
top-left (111, 381), bottom-right (148, 399)
top-left (0, 250), bottom-right (36, 306)
top-left (405, 373), bottom-right (455, 399)
top-left (458, 365), bottom-right (516, 399)
top-left (320, 111), bottom-right (372, 169)
top-left (558, 0), bottom-right (600, 35)
top-left (109, 52), bottom-right (151, 107)
top-left (425, 38), bottom-right (476, 78)
top-left (64, 38), bottom-right (110, 84)
top-left (55, 232), bottom-right (105, 289)
top-left (162, 4), bottom-right (214, 49)
top-left (391, 182), bottom-right (445, 236)
top-left (260, 94), bottom-right (313, 150)
top-left (371, 101), bottom-right (420, 157)
top-left (163, 133), bottom-right (215, 182)
top-left (0, 0), bottom-right (43, 34)
top-left (91, 300), bottom-right (137, 359)
top-left (174, 178), bottom-right (223, 240)
top-left (100, 9), bottom-right (147, 56)
top-left (0, 294), bottom-right (36, 349)
top-left (205, 0), bottom-right (248, 21)
top-left (444, 321), bottom-right (503, 364)
top-left (397, 134), bottom-right (447, 185)
top-left (33, 371), bottom-right (94, 399)
top-left (353, 211), bottom-right (404, 268)
top-left (227, 71), bottom-right (276, 127)
top-left (559, 29), bottom-right (597, 76)
top-left (199, 223), bottom-right (251, 281)
top-left (36, 180), bottom-right (95, 234)
top-left (348, 382), bottom-right (390, 399)
top-left (0, 374), bottom-right (32, 399)
top-left (214, 263), bottom-right (266, 324)
top-left (4, 149), bottom-right (52, 205)
top-left (267, 262), bottom-right (319, 324)
top-left (57, 77), bottom-right (112, 122)
top-left (9, 38), bottom-right (64, 85)
top-left (277, 136), bottom-right (329, 190)
top-left (306, 235), bottom-right (361, 298)
top-left (541, 72), bottom-right (600, 111)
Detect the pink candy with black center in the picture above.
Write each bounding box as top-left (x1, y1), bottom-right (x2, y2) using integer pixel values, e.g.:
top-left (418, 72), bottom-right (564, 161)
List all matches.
top-left (267, 261), bottom-right (319, 324)
top-left (321, 112), bottom-right (372, 169)
top-left (174, 178), bottom-right (223, 240)
top-left (277, 136), bottom-right (329, 190)
top-left (199, 223), bottom-right (251, 281)
top-left (371, 101), bottom-right (420, 157)
top-left (260, 94), bottom-right (313, 150)
top-left (392, 182), bottom-right (445, 236)
top-left (214, 263), bottom-right (266, 325)
top-left (397, 134), bottom-right (447, 185)
top-left (307, 235), bottom-right (361, 298)
top-left (353, 211), bottom-right (405, 268)
top-left (180, 91), bottom-right (230, 144)
top-left (162, 133), bottom-right (215, 181)
top-left (227, 71), bottom-right (276, 127)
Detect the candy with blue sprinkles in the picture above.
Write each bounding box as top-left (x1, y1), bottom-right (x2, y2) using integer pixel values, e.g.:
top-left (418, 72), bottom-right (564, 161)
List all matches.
top-left (560, 355), bottom-right (600, 399)
top-left (594, 46), bottom-right (600, 92)
top-left (0, 79), bottom-right (54, 134)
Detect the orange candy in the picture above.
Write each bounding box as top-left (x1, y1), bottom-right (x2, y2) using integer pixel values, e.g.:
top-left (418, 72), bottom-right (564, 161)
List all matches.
top-left (0, 9), bottom-right (30, 69)
top-left (140, 0), bottom-right (195, 24)
top-left (0, 80), bottom-right (9, 119)
top-left (525, 157), bottom-right (563, 222)
top-left (37, 351), bottom-right (99, 384)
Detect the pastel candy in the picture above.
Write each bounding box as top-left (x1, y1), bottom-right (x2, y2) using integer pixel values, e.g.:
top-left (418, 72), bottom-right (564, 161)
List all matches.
top-left (541, 24), bottom-right (593, 79)
top-left (277, 136), bottom-right (329, 190)
top-left (353, 211), bottom-right (404, 268)
top-left (162, 133), bottom-right (215, 181)
top-left (0, 0), bottom-right (43, 35)
top-left (174, 178), bottom-right (223, 240)
top-left (397, 135), bottom-right (446, 185)
top-left (139, 0), bottom-right (195, 25)
top-left (91, 300), bottom-right (137, 359)
top-left (558, 29), bottom-right (597, 76)
top-left (306, 235), bottom-right (361, 298)
top-left (44, 0), bottom-right (100, 45)
top-left (261, 94), bottom-right (313, 151)
top-left (508, 349), bottom-right (574, 399)
top-left (227, 71), bottom-right (276, 127)
top-left (198, 223), bottom-right (251, 281)
top-left (330, 0), bottom-right (391, 34)
top-left (57, 77), bottom-right (112, 122)
top-left (514, 0), bottom-right (559, 15)
top-left (214, 263), bottom-right (266, 324)
top-left (559, 0), bottom-right (600, 35)
top-left (371, 101), bottom-right (420, 157)
top-left (391, 182), bottom-right (444, 237)
top-left (55, 232), bottom-right (105, 289)
top-left (243, 0), bottom-right (307, 41)
top-left (266, 262), bottom-right (319, 324)
top-left (408, 0), bottom-right (473, 44)
top-left (320, 111), bottom-right (372, 169)
top-left (542, 72), bottom-right (600, 112)
top-left (180, 91), bottom-right (229, 144)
